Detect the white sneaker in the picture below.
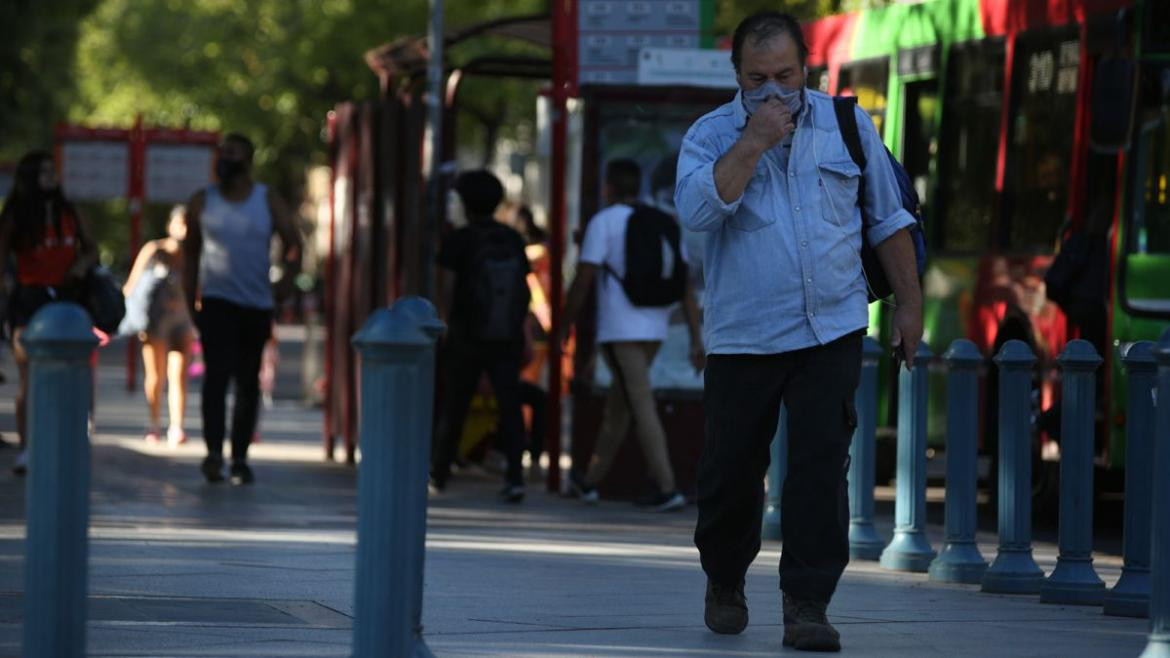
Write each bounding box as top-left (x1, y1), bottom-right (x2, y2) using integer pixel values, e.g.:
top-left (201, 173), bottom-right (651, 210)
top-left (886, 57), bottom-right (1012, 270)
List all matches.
top-left (12, 449), bottom-right (28, 475)
top-left (637, 490), bottom-right (685, 512)
top-left (167, 426), bottom-right (187, 447)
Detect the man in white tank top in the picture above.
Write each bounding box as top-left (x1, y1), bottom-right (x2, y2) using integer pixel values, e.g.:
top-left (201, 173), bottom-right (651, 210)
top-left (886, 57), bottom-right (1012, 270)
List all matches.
top-left (183, 134), bottom-right (302, 485)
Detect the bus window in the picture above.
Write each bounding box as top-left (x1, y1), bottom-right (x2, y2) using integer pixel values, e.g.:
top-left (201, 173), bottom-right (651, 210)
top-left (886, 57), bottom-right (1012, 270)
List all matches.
top-left (935, 39), bottom-right (1005, 253)
top-left (838, 57), bottom-right (889, 137)
top-left (1123, 63), bottom-right (1170, 315)
top-left (1003, 27), bottom-right (1081, 252)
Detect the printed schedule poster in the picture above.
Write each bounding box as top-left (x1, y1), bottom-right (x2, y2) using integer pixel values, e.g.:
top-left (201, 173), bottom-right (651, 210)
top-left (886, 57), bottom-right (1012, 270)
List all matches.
top-left (578, 0), bottom-right (707, 86)
top-left (61, 141), bottom-right (130, 202)
top-left (145, 144), bottom-right (215, 203)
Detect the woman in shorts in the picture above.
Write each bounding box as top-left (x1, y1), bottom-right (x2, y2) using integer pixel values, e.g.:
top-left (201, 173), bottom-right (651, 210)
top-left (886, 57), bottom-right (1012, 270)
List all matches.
top-left (124, 205), bottom-right (196, 446)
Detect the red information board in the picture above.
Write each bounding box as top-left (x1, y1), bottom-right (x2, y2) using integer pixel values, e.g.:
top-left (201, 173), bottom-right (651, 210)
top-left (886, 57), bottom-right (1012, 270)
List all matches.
top-left (54, 119), bottom-right (219, 390)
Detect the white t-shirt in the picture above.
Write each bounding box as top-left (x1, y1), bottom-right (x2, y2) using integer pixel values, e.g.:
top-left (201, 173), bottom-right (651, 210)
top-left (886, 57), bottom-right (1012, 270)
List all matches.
top-left (579, 203), bottom-right (687, 344)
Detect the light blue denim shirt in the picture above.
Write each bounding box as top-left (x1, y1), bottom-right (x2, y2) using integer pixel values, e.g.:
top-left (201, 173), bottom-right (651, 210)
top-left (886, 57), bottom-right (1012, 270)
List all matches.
top-left (675, 89), bottom-right (916, 355)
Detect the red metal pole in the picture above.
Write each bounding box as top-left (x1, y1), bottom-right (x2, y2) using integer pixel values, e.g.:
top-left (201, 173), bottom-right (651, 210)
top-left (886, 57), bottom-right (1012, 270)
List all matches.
top-left (546, 0), bottom-right (577, 493)
top-left (126, 114), bottom-right (146, 391)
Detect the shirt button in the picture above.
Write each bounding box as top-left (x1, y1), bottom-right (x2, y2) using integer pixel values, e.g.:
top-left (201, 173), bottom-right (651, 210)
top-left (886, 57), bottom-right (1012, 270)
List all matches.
top-left (801, 241), bottom-right (808, 247)
top-left (794, 206), bottom-right (801, 212)
top-left (789, 171), bottom-right (796, 177)
top-left (806, 278), bottom-right (813, 283)
top-left (809, 312), bottom-right (816, 317)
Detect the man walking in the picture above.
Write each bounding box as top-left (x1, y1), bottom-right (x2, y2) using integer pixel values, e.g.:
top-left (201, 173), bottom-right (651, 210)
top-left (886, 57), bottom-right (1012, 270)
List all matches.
top-left (562, 159), bottom-right (704, 512)
top-left (184, 134), bottom-right (302, 485)
top-left (430, 170), bottom-right (531, 502)
top-left (674, 12), bottom-right (922, 652)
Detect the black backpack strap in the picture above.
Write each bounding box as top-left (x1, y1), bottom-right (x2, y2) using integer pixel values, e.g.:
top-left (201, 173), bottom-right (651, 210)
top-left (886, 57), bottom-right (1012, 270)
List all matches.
top-left (832, 96), bottom-right (866, 171)
top-left (833, 96), bottom-right (870, 228)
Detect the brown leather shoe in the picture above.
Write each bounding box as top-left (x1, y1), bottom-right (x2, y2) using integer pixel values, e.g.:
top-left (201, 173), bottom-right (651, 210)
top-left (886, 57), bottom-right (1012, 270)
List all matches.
top-left (704, 579), bottom-right (748, 634)
top-left (783, 593), bottom-right (841, 652)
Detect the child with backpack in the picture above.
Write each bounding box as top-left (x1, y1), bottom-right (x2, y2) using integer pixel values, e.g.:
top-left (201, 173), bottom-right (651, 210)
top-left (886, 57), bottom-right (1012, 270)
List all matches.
top-left (430, 170), bottom-right (532, 502)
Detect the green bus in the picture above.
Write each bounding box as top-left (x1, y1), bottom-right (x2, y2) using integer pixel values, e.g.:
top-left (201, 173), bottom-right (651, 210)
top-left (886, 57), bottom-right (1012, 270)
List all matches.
top-left (802, 0), bottom-right (1170, 474)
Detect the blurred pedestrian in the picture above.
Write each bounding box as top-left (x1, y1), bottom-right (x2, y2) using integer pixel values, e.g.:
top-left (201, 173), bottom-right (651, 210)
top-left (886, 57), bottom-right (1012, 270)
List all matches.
top-left (674, 12), bottom-right (922, 650)
top-left (430, 170), bottom-right (531, 502)
top-left (123, 205), bottom-right (195, 447)
top-left (561, 159), bottom-right (703, 512)
top-left (183, 133), bottom-right (302, 485)
top-left (0, 151), bottom-right (98, 475)
top-left (510, 204), bottom-right (551, 480)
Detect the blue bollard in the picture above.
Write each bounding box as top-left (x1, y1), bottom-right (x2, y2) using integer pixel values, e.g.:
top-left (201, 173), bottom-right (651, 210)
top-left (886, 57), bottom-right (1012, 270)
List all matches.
top-left (1041, 339), bottom-right (1105, 604)
top-left (929, 339), bottom-right (988, 583)
top-left (1141, 329), bottom-right (1170, 658)
top-left (22, 303), bottom-right (98, 658)
top-left (880, 341), bottom-right (936, 572)
top-left (392, 297), bottom-right (446, 641)
top-left (983, 340), bottom-right (1045, 594)
top-left (849, 337), bottom-right (884, 560)
top-left (351, 298), bottom-right (445, 658)
top-left (762, 405), bottom-right (787, 541)
top-left (1106, 341), bottom-right (1156, 618)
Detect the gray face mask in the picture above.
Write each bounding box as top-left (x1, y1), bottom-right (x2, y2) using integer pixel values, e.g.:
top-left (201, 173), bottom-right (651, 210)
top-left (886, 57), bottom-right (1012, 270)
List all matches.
top-left (741, 80), bottom-right (804, 118)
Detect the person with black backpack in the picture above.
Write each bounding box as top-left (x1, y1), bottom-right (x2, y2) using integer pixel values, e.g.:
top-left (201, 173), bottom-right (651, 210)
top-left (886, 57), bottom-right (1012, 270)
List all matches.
top-left (673, 12), bottom-right (923, 653)
top-left (431, 170), bottom-right (531, 503)
top-left (561, 159), bottom-right (704, 513)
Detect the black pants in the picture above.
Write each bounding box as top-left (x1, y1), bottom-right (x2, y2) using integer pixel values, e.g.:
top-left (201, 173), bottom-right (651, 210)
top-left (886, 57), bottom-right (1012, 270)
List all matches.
top-left (518, 380), bottom-right (547, 459)
top-left (694, 331), bottom-right (862, 603)
top-left (197, 297), bottom-right (272, 464)
top-left (432, 337), bottom-right (526, 486)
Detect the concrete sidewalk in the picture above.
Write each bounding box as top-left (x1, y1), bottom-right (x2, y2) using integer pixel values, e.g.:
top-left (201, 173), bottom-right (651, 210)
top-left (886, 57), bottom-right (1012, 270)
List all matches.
top-left (0, 335), bottom-right (1150, 656)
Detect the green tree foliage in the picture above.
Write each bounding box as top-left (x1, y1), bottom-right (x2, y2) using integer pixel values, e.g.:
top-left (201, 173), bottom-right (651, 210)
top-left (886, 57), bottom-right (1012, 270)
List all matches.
top-left (71, 0), bottom-right (545, 199)
top-left (64, 0), bottom-right (543, 265)
top-left (72, 0), bottom-right (432, 198)
top-left (0, 0), bottom-right (101, 163)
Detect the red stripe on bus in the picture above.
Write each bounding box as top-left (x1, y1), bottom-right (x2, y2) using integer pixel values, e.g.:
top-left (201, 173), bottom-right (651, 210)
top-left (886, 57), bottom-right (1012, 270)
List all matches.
top-left (980, 0), bottom-right (1132, 36)
top-left (802, 12), bottom-right (858, 79)
top-left (995, 34), bottom-right (1015, 193)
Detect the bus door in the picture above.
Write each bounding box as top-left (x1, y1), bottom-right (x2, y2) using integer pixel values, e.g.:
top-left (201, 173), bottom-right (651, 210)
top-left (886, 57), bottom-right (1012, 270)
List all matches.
top-left (1106, 60), bottom-right (1170, 469)
top-left (897, 45), bottom-right (941, 216)
top-left (1121, 63), bottom-right (1170, 319)
top-left (902, 79), bottom-right (938, 220)
top-left (901, 71), bottom-right (941, 445)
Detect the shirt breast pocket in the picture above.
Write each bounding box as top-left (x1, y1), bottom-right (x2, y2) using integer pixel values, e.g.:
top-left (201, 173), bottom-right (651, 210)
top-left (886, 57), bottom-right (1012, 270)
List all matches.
top-left (728, 171), bottom-right (776, 232)
top-left (817, 160), bottom-right (861, 226)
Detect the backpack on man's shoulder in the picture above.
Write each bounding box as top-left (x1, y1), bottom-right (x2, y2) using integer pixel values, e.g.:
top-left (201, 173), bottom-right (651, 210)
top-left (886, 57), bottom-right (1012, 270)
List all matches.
top-left (832, 96), bottom-right (928, 303)
top-left (606, 203), bottom-right (687, 308)
top-left (466, 226), bottom-right (530, 342)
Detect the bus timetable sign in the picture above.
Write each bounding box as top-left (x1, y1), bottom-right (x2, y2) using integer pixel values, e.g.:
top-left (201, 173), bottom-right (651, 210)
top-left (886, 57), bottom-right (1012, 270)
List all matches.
top-left (578, 0), bottom-right (715, 86)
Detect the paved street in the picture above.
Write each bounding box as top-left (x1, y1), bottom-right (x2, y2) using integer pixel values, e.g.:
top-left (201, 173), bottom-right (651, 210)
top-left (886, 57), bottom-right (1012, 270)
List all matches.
top-left (0, 332), bottom-right (1150, 656)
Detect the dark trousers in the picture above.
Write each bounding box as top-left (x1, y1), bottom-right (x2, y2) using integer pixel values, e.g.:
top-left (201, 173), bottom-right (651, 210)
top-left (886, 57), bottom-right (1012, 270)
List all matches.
top-left (518, 380), bottom-right (547, 459)
top-left (694, 331), bottom-right (862, 603)
top-left (197, 297), bottom-right (272, 464)
top-left (433, 337), bottom-right (526, 486)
